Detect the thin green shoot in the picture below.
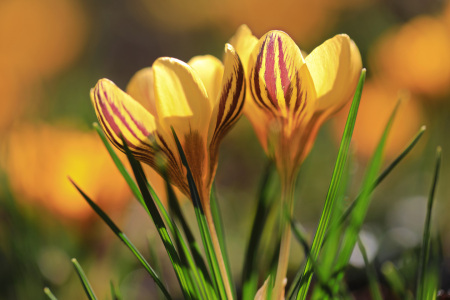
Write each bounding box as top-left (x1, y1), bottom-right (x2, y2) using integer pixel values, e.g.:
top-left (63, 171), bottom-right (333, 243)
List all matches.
top-left (294, 69), bottom-right (366, 300)
top-left (70, 179), bottom-right (172, 300)
top-left (71, 258), bottom-right (97, 300)
top-left (357, 238), bottom-right (383, 300)
top-left (416, 147), bottom-right (441, 299)
top-left (43, 287), bottom-right (58, 300)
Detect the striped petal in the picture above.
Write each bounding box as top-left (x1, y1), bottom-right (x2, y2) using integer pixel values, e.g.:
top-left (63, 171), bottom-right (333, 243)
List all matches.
top-left (91, 78), bottom-right (157, 166)
top-left (152, 57), bottom-right (212, 140)
top-left (248, 30), bottom-right (316, 126)
top-left (208, 44), bottom-right (245, 145)
top-left (206, 44), bottom-right (245, 185)
top-left (126, 67), bottom-right (158, 117)
top-left (305, 34), bottom-right (362, 113)
top-left (188, 55), bottom-right (224, 102)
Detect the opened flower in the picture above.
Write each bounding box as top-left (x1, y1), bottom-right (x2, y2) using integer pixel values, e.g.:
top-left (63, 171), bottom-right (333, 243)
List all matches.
top-left (91, 44), bottom-right (244, 298)
top-left (230, 25), bottom-right (362, 298)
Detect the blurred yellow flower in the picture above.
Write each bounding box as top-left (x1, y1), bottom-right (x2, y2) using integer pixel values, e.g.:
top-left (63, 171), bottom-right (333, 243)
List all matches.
top-left (4, 125), bottom-right (131, 223)
top-left (331, 80), bottom-right (424, 159)
top-left (230, 25), bottom-right (362, 179)
top-left (218, 0), bottom-right (367, 46)
top-left (131, 0), bottom-right (368, 46)
top-left (371, 15), bottom-right (450, 97)
top-left (0, 0), bottom-right (88, 78)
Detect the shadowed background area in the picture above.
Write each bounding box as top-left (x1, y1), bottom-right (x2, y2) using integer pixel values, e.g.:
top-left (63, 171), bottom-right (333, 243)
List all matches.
top-left (1, 0), bottom-right (450, 298)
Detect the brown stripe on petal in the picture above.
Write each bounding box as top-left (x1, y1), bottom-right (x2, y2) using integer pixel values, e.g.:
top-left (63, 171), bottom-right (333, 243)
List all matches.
top-left (293, 71), bottom-right (307, 115)
top-left (214, 77), bottom-right (233, 130)
top-left (217, 65), bottom-right (245, 133)
top-left (211, 57), bottom-right (245, 144)
top-left (157, 133), bottom-right (179, 167)
top-left (251, 39), bottom-right (274, 112)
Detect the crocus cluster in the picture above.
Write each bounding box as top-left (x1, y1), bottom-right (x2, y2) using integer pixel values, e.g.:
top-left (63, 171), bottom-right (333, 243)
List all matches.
top-left (91, 24), bottom-right (362, 299)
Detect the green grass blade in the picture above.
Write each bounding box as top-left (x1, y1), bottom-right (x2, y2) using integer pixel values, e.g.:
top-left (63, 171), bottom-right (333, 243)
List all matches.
top-left (43, 287), bottom-right (58, 300)
top-left (337, 125), bottom-right (426, 226)
top-left (147, 237), bottom-right (166, 300)
top-left (210, 184), bottom-right (235, 298)
top-left (93, 122), bottom-right (144, 207)
top-left (120, 136), bottom-right (193, 300)
top-left (163, 177), bottom-right (216, 299)
top-left (327, 99), bottom-right (399, 294)
top-left (416, 147), bottom-right (441, 299)
top-left (110, 281), bottom-right (122, 300)
top-left (294, 69), bottom-right (366, 300)
top-left (357, 238), bottom-right (383, 300)
top-left (381, 262), bottom-right (413, 300)
top-left (150, 175), bottom-right (209, 300)
top-left (291, 219), bottom-right (311, 258)
top-left (171, 127), bottom-right (228, 300)
top-left (71, 258), bottom-right (97, 300)
top-left (241, 161), bottom-right (278, 300)
top-left (70, 179), bottom-right (172, 300)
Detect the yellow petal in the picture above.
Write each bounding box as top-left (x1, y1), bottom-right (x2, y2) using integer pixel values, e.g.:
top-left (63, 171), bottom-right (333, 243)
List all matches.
top-left (152, 57), bottom-right (212, 139)
top-left (305, 34), bottom-right (362, 113)
top-left (188, 55), bottom-right (224, 102)
top-left (91, 78), bottom-right (157, 165)
top-left (248, 30), bottom-right (316, 125)
top-left (126, 67), bottom-right (158, 117)
top-left (228, 24), bottom-right (258, 72)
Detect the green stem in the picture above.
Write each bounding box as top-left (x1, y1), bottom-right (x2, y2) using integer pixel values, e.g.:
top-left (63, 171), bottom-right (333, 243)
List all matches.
top-left (272, 175), bottom-right (296, 300)
top-left (204, 194), bottom-right (234, 300)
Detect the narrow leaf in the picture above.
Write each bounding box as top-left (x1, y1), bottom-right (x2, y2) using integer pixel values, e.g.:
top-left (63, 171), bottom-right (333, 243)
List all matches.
top-left (93, 122), bottom-right (144, 207)
top-left (381, 262), bottom-right (413, 300)
top-left (171, 127), bottom-right (228, 299)
top-left (71, 258), bottom-right (97, 300)
top-left (416, 147), bottom-right (441, 299)
top-left (242, 161), bottom-right (278, 300)
top-left (326, 98), bottom-right (400, 295)
top-left (337, 125), bottom-right (426, 226)
top-left (357, 238), bottom-right (383, 300)
top-left (293, 69), bottom-right (366, 300)
top-left (70, 179), bottom-right (172, 300)
top-left (43, 287), bottom-right (58, 300)
top-left (210, 184), bottom-right (235, 298)
top-left (120, 135), bottom-right (193, 299)
top-left (110, 281), bottom-right (122, 300)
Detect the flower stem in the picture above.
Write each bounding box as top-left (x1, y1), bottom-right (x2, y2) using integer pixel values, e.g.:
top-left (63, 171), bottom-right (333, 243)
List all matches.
top-left (272, 174), bottom-right (296, 300)
top-left (204, 201), bottom-right (234, 300)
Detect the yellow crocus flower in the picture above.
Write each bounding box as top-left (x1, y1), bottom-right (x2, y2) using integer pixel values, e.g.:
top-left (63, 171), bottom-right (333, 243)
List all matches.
top-left (91, 44), bottom-right (245, 299)
top-left (231, 25), bottom-right (362, 180)
top-left (230, 25), bottom-right (362, 299)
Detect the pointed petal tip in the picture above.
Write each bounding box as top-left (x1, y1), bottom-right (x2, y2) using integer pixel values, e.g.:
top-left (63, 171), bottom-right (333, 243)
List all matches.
top-left (224, 43), bottom-right (236, 54)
